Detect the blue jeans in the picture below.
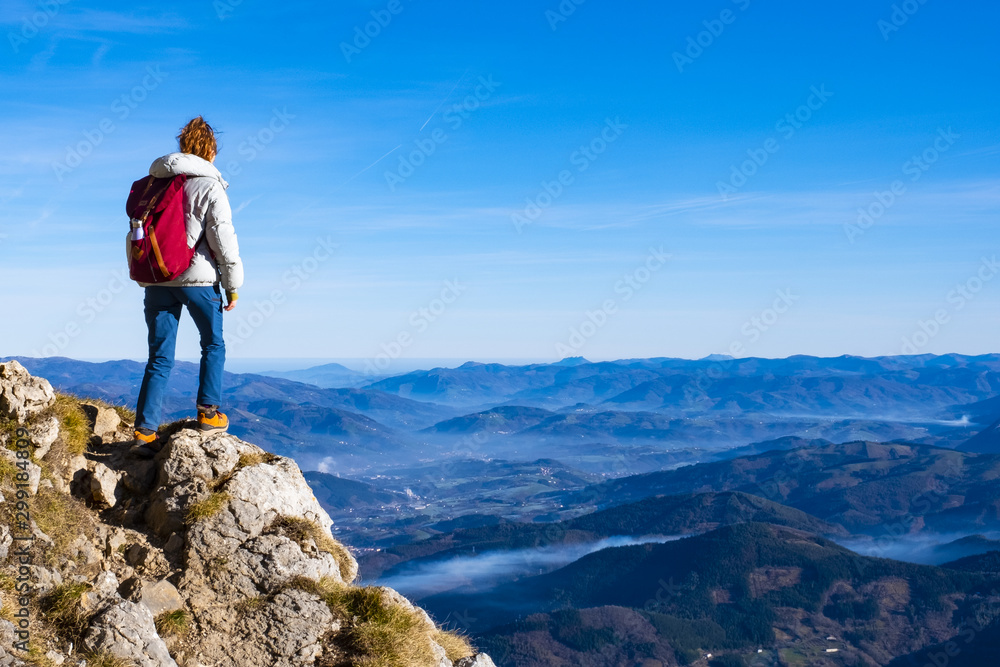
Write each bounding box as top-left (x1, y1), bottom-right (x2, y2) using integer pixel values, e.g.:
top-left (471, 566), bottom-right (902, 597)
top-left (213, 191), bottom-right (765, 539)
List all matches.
top-left (136, 285), bottom-right (226, 431)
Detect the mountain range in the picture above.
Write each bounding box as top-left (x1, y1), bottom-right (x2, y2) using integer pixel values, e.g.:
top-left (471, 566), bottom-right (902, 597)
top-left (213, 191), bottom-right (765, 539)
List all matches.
top-left (11, 353), bottom-right (1000, 665)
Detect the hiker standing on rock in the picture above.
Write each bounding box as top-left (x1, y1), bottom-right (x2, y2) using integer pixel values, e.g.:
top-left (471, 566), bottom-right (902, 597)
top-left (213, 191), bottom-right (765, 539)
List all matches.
top-left (125, 117), bottom-right (244, 458)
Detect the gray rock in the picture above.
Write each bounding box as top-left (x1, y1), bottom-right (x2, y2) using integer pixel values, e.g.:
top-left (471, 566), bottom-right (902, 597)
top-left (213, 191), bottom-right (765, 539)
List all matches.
top-left (431, 640), bottom-right (452, 667)
top-left (0, 525), bottom-right (11, 562)
top-left (67, 535), bottom-right (103, 568)
top-left (105, 528), bottom-right (127, 559)
top-left (81, 403), bottom-right (122, 439)
top-left (0, 619), bottom-right (15, 648)
top-left (80, 571), bottom-right (121, 613)
top-left (456, 655), bottom-right (498, 667)
top-left (32, 565), bottom-right (63, 595)
top-left (126, 544), bottom-right (152, 568)
top-left (137, 579), bottom-right (185, 617)
top-left (188, 533), bottom-right (344, 604)
top-left (195, 588), bottom-right (338, 667)
top-left (164, 532), bottom-right (185, 553)
top-left (90, 463), bottom-right (122, 507)
top-left (25, 461), bottom-right (40, 496)
top-left (0, 655), bottom-right (28, 667)
top-left (66, 454), bottom-right (89, 488)
top-left (0, 361), bottom-right (55, 423)
top-left (83, 600), bottom-right (178, 667)
top-left (119, 457), bottom-right (158, 495)
top-left (146, 429), bottom-right (357, 607)
top-left (29, 416), bottom-right (60, 460)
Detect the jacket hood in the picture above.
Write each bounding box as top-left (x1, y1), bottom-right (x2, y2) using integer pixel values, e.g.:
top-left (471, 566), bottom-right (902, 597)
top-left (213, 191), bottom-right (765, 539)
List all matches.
top-left (149, 153), bottom-right (229, 188)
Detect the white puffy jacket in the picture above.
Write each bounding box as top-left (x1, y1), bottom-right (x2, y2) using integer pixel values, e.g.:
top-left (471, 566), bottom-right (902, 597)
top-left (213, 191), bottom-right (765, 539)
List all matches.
top-left (127, 153), bottom-right (244, 292)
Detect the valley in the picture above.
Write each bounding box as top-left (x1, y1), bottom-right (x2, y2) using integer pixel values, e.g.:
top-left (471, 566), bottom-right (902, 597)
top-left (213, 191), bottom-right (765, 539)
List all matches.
top-left (9, 353), bottom-right (1000, 665)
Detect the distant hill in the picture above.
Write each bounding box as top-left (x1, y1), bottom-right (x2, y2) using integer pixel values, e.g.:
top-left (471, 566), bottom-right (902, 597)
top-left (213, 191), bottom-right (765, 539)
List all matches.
top-left (423, 405), bottom-right (556, 434)
top-left (940, 550), bottom-right (1000, 573)
top-left (361, 355), bottom-right (1000, 418)
top-left (551, 441), bottom-right (1000, 536)
top-left (429, 523), bottom-right (994, 664)
top-left (959, 417), bottom-right (1000, 453)
top-left (930, 535), bottom-right (1000, 564)
top-left (425, 408), bottom-right (940, 450)
top-left (361, 491), bottom-right (846, 580)
top-left (260, 362), bottom-right (373, 388)
top-left (711, 435), bottom-right (832, 460)
top-left (303, 470), bottom-right (405, 510)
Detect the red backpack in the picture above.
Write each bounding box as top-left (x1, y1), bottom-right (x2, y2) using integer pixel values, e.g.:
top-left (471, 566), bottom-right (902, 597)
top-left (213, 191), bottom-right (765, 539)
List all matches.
top-left (126, 174), bottom-right (200, 283)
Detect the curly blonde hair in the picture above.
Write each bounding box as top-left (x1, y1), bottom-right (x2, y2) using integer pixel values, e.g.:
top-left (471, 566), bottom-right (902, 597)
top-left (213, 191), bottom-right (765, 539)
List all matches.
top-left (177, 116), bottom-right (218, 162)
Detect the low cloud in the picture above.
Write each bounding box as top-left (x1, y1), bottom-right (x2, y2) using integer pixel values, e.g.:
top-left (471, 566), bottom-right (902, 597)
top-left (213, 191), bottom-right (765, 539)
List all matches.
top-left (376, 535), bottom-right (683, 600)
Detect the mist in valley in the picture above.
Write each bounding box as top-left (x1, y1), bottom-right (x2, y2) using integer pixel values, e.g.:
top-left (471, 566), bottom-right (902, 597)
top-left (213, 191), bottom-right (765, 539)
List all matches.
top-left (375, 535), bottom-right (685, 600)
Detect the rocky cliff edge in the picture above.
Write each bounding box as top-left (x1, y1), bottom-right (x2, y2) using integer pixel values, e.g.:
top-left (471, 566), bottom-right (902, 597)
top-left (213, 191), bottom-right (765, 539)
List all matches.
top-left (0, 360), bottom-right (493, 667)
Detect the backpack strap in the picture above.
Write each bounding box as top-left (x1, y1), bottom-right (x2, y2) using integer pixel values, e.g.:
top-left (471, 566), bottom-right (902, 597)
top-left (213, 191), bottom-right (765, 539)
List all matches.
top-left (138, 177), bottom-right (170, 222)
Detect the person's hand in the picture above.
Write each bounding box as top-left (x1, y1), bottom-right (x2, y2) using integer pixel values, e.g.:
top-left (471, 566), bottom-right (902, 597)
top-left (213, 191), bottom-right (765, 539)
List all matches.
top-left (225, 291), bottom-right (238, 312)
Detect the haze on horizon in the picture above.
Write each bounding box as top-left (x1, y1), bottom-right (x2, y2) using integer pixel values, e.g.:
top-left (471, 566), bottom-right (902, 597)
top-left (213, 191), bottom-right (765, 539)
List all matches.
top-left (1, 1), bottom-right (998, 367)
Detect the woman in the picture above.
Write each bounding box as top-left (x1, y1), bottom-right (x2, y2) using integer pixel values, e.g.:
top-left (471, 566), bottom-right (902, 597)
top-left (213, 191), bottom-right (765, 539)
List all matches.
top-left (130, 117), bottom-right (244, 458)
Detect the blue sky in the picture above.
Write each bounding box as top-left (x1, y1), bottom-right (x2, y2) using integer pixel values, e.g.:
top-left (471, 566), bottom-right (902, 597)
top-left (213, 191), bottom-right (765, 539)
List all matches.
top-left (0, 0), bottom-right (998, 368)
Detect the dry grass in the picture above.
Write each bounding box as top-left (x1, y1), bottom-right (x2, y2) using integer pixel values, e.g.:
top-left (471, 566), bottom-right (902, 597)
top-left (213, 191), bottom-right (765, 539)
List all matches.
top-left (239, 451), bottom-right (281, 467)
top-left (290, 578), bottom-right (444, 667)
top-left (154, 609), bottom-right (190, 637)
top-left (0, 453), bottom-right (16, 484)
top-left (236, 595), bottom-right (268, 615)
top-left (185, 491), bottom-right (230, 524)
top-left (20, 648), bottom-right (61, 667)
top-left (0, 418), bottom-right (19, 446)
top-left (267, 516), bottom-right (356, 583)
top-left (83, 651), bottom-right (138, 667)
top-left (432, 628), bottom-right (475, 662)
top-left (52, 394), bottom-right (90, 455)
top-left (331, 586), bottom-right (436, 667)
top-left (32, 484), bottom-right (94, 562)
top-left (40, 582), bottom-right (92, 642)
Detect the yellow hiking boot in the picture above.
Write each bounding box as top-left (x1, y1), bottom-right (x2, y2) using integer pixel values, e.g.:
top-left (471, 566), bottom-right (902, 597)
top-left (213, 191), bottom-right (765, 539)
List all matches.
top-left (129, 428), bottom-right (162, 459)
top-left (197, 406), bottom-right (229, 433)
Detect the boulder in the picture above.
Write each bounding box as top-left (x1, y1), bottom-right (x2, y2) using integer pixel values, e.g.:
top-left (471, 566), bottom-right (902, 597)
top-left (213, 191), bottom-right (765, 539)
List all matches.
top-left (133, 579), bottom-right (184, 618)
top-left (29, 416), bottom-right (60, 459)
top-left (89, 463), bottom-right (122, 507)
top-left (83, 600), bottom-right (177, 667)
top-left (80, 571), bottom-right (122, 613)
top-left (161, 431), bottom-right (358, 608)
top-left (81, 403), bottom-right (123, 440)
top-left (0, 361), bottom-right (55, 423)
